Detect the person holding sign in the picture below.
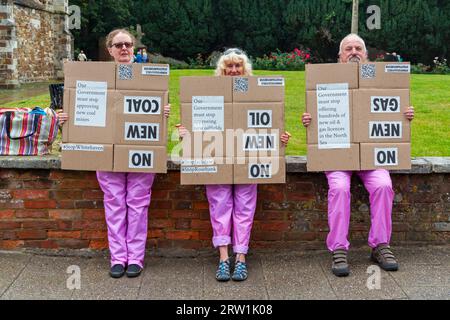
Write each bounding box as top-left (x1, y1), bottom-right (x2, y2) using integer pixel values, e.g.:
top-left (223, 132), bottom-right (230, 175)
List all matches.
top-left (178, 48), bottom-right (291, 282)
top-left (302, 34), bottom-right (414, 277)
top-left (60, 29), bottom-right (170, 279)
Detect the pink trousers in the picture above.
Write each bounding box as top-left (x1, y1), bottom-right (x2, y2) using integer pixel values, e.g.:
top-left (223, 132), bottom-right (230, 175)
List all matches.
top-left (206, 184), bottom-right (258, 254)
top-left (97, 171), bottom-right (155, 268)
top-left (325, 169), bottom-right (394, 252)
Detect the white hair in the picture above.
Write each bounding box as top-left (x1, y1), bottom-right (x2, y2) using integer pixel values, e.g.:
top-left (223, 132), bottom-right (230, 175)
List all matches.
top-left (339, 33), bottom-right (367, 55)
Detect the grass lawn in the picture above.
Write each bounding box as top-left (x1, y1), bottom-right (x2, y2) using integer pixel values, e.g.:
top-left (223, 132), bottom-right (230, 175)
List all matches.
top-left (1, 71), bottom-right (449, 156)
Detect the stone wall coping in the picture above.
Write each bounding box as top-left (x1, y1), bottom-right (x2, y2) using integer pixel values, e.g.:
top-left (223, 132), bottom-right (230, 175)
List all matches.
top-left (0, 156), bottom-right (449, 174)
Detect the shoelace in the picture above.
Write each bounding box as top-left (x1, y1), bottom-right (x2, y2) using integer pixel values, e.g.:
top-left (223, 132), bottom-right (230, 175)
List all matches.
top-left (333, 250), bottom-right (348, 265)
top-left (216, 261), bottom-right (230, 275)
top-left (378, 246), bottom-right (396, 261)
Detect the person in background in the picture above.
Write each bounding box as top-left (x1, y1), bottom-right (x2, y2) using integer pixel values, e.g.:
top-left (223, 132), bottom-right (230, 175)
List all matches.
top-left (142, 48), bottom-right (149, 63)
top-left (77, 50), bottom-right (87, 62)
top-left (301, 34), bottom-right (414, 277)
top-left (59, 29), bottom-right (171, 279)
top-left (177, 48), bottom-right (291, 282)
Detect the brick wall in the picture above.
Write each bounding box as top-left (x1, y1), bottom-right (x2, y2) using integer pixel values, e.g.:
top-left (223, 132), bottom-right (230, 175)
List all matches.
top-left (0, 157), bottom-right (449, 252)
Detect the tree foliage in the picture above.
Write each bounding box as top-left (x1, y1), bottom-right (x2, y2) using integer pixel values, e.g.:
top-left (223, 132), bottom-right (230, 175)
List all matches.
top-left (69, 0), bottom-right (450, 64)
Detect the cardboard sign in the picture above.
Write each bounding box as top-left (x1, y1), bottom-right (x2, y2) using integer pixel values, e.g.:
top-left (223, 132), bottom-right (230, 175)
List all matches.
top-left (116, 63), bottom-right (169, 91)
top-left (64, 62), bottom-right (116, 89)
top-left (307, 144), bottom-right (360, 172)
top-left (306, 63), bottom-right (358, 90)
top-left (371, 96), bottom-right (401, 113)
top-left (316, 83), bottom-right (351, 149)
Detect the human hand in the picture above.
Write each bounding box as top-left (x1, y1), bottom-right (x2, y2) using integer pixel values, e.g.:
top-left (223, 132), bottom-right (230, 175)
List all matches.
top-left (302, 113), bottom-right (312, 127)
top-left (404, 106), bottom-right (414, 121)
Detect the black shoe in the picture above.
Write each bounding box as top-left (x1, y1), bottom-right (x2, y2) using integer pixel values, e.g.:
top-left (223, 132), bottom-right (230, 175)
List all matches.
top-left (331, 249), bottom-right (350, 277)
top-left (126, 264), bottom-right (143, 278)
top-left (109, 264), bottom-right (125, 278)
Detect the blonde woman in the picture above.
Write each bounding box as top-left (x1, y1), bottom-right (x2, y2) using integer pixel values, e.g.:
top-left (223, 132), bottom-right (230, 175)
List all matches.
top-left (179, 48), bottom-right (290, 281)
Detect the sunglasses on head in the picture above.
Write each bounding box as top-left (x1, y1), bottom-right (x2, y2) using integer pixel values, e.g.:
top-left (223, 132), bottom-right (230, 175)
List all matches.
top-left (224, 48), bottom-right (243, 55)
top-left (111, 42), bottom-right (133, 49)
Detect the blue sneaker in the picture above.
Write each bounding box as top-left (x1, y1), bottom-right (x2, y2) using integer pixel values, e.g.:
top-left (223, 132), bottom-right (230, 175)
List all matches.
top-left (232, 261), bottom-right (248, 281)
top-left (215, 259), bottom-right (231, 282)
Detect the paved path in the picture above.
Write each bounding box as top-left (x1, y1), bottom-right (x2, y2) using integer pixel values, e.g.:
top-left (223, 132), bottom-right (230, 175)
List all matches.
top-left (0, 246), bottom-right (449, 300)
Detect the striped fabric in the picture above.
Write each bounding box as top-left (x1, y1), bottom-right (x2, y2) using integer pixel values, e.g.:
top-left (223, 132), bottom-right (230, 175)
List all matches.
top-left (0, 108), bottom-right (59, 156)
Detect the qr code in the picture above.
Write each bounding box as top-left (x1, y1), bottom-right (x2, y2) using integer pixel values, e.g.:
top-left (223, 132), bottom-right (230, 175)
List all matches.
top-left (234, 77), bottom-right (248, 93)
top-left (118, 64), bottom-right (133, 80)
top-left (361, 64), bottom-right (376, 79)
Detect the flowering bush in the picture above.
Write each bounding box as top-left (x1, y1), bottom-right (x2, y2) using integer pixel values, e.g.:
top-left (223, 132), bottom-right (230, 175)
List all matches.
top-left (432, 57), bottom-right (450, 74)
top-left (253, 48), bottom-right (312, 71)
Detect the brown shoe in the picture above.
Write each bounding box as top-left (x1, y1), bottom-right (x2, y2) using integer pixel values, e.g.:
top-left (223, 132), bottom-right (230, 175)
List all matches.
top-left (332, 249), bottom-right (350, 277)
top-left (371, 244), bottom-right (399, 271)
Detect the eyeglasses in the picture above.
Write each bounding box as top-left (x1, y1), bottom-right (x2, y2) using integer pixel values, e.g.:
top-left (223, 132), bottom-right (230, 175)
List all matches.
top-left (224, 48), bottom-right (243, 55)
top-left (111, 42), bottom-right (133, 49)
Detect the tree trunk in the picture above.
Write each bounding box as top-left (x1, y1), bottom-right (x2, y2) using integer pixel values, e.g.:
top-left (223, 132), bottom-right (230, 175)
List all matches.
top-left (351, 0), bottom-right (359, 34)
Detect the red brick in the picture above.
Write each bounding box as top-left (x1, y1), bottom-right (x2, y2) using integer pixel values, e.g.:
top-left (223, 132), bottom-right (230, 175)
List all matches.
top-left (89, 240), bottom-right (108, 250)
top-left (81, 230), bottom-right (107, 240)
top-left (72, 221), bottom-right (106, 230)
top-left (12, 190), bottom-right (49, 200)
top-left (191, 220), bottom-right (212, 230)
top-left (16, 230), bottom-right (47, 240)
top-left (193, 201), bottom-right (209, 210)
top-left (48, 231), bottom-right (81, 239)
top-left (259, 191), bottom-right (285, 202)
top-left (21, 220), bottom-right (57, 230)
top-left (56, 200), bottom-right (76, 209)
top-left (175, 219), bottom-right (191, 230)
top-left (49, 210), bottom-right (82, 220)
top-left (24, 200), bottom-right (57, 209)
top-left (166, 231), bottom-right (199, 240)
top-left (0, 240), bottom-right (24, 249)
top-left (82, 209), bottom-right (105, 221)
top-left (75, 200), bottom-right (103, 209)
top-left (0, 200), bottom-right (24, 209)
top-left (23, 240), bottom-right (58, 249)
top-left (54, 239), bottom-right (89, 249)
top-left (199, 230), bottom-right (213, 240)
top-left (0, 210), bottom-right (14, 219)
top-left (149, 200), bottom-right (172, 209)
top-left (149, 210), bottom-right (168, 218)
top-left (82, 190), bottom-right (104, 200)
top-left (147, 229), bottom-right (164, 239)
top-left (49, 190), bottom-right (83, 200)
top-left (56, 220), bottom-right (73, 230)
top-left (18, 171), bottom-right (50, 180)
top-left (169, 211), bottom-right (200, 219)
top-left (149, 219), bottom-right (174, 229)
top-left (254, 211), bottom-right (286, 220)
top-left (23, 180), bottom-right (58, 189)
top-left (252, 231), bottom-right (283, 241)
top-left (284, 232), bottom-right (318, 241)
top-left (257, 221), bottom-right (291, 232)
top-left (14, 210), bottom-right (48, 219)
top-left (151, 190), bottom-right (169, 199)
top-left (0, 222), bottom-right (21, 230)
top-left (59, 180), bottom-right (99, 189)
